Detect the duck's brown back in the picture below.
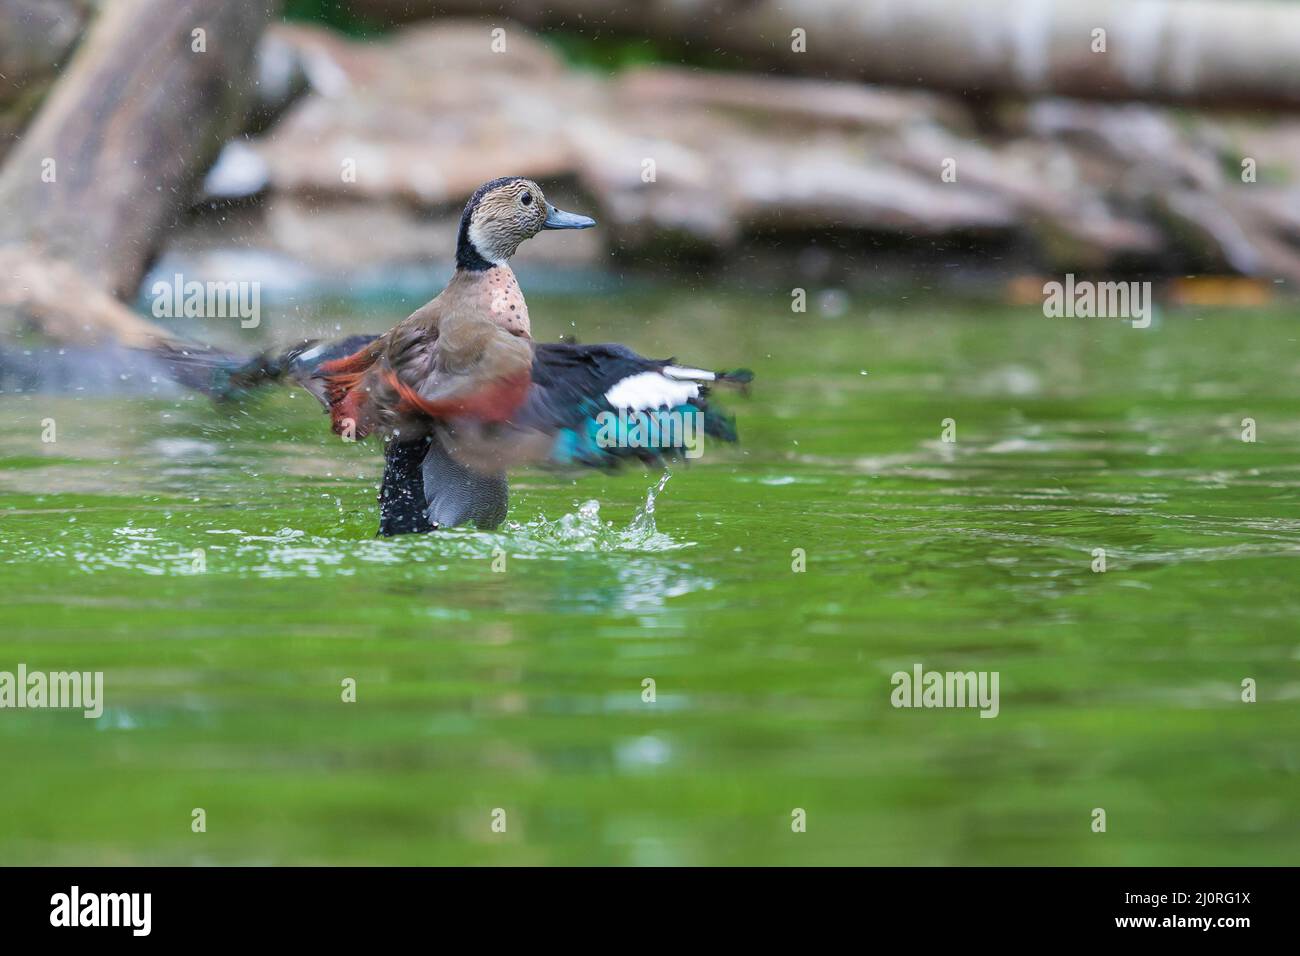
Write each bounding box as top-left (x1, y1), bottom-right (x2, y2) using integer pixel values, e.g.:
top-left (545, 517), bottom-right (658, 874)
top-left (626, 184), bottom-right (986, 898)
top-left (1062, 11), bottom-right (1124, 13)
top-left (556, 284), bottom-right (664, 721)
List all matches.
top-left (318, 265), bottom-right (534, 440)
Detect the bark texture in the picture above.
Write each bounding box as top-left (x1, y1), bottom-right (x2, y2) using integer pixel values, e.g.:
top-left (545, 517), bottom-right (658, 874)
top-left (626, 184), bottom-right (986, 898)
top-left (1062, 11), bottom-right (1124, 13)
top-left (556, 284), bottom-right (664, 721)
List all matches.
top-left (355, 0), bottom-right (1300, 110)
top-left (0, 0), bottom-right (275, 304)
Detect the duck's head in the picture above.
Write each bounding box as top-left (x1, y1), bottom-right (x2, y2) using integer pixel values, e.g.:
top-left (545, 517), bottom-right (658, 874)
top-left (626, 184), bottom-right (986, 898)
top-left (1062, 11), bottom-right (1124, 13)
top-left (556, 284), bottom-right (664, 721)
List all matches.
top-left (456, 177), bottom-right (596, 271)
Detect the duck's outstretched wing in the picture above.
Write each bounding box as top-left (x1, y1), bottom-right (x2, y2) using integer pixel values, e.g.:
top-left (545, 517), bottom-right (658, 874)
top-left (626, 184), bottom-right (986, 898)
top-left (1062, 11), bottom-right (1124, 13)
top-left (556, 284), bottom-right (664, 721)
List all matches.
top-left (153, 335), bottom-right (749, 534)
top-left (519, 342), bottom-right (752, 468)
top-left (153, 335), bottom-right (752, 469)
top-left (150, 335), bottom-right (381, 403)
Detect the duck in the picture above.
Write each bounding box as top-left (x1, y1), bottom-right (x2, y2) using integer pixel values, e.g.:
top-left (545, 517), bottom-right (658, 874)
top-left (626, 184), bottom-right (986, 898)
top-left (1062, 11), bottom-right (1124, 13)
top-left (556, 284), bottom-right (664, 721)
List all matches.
top-left (164, 177), bottom-right (751, 535)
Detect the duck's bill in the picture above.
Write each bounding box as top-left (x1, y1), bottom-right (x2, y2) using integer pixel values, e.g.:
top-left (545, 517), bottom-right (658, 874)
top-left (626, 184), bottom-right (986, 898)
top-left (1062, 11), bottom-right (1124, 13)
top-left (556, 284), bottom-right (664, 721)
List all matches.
top-left (543, 205), bottom-right (597, 230)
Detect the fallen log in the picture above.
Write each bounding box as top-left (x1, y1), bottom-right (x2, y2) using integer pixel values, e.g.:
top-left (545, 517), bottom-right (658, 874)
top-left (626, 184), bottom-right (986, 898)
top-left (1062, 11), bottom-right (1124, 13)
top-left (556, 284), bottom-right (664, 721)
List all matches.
top-left (0, 0), bottom-right (275, 344)
top-left (0, 0), bottom-right (89, 156)
top-left (0, 247), bottom-right (171, 349)
top-left (358, 0), bottom-right (1300, 111)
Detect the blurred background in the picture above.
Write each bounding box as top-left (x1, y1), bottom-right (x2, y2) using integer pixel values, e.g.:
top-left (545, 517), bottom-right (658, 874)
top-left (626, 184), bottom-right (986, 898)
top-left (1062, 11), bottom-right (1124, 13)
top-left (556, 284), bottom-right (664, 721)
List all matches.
top-left (4, 0), bottom-right (1300, 354)
top-left (1, 1), bottom-right (1298, 866)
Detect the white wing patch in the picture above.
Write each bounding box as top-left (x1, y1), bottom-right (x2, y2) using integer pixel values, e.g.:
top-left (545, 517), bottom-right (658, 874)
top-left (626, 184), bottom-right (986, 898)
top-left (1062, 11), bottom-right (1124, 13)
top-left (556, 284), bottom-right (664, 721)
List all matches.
top-left (606, 371), bottom-right (700, 410)
top-left (663, 365), bottom-right (716, 382)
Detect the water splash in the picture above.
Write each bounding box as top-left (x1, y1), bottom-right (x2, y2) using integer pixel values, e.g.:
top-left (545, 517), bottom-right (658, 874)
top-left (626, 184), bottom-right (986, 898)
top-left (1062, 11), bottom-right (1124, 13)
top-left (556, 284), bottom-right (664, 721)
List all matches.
top-left (22, 473), bottom-right (689, 579)
top-left (503, 470), bottom-right (681, 554)
top-left (627, 469), bottom-right (671, 538)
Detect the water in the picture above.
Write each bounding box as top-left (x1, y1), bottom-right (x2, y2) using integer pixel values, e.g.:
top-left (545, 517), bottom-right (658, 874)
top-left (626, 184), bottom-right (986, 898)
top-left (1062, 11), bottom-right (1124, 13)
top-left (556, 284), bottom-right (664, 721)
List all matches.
top-left (0, 291), bottom-right (1297, 864)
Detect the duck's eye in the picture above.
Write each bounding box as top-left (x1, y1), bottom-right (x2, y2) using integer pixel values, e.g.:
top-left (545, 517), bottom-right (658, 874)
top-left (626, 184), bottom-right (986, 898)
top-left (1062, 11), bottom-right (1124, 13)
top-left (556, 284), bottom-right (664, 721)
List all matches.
top-left (521, 192), bottom-right (533, 206)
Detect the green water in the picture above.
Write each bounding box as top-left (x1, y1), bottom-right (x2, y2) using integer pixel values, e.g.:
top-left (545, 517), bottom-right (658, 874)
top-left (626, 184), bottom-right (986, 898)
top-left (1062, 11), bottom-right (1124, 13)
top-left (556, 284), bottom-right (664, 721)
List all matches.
top-left (1, 292), bottom-right (1297, 865)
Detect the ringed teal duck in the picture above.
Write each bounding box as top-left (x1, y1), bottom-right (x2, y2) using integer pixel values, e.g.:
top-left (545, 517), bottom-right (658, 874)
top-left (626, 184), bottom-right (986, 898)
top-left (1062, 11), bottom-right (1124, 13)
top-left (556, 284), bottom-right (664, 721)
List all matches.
top-left (175, 178), bottom-right (751, 534)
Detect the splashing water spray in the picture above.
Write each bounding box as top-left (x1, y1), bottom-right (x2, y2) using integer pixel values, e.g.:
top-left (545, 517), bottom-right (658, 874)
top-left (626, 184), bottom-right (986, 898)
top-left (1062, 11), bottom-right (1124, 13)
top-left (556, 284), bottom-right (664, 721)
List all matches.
top-left (628, 469), bottom-right (672, 538)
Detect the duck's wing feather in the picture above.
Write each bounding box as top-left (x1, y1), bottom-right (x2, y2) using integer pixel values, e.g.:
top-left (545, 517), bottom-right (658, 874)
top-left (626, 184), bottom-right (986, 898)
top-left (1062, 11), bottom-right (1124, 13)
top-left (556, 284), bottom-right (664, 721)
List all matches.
top-left (518, 342), bottom-right (751, 468)
top-left (305, 315), bottom-right (532, 439)
top-left (148, 334), bottom-right (379, 403)
top-left (150, 335), bottom-right (751, 469)
top-left (381, 313), bottom-right (533, 423)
